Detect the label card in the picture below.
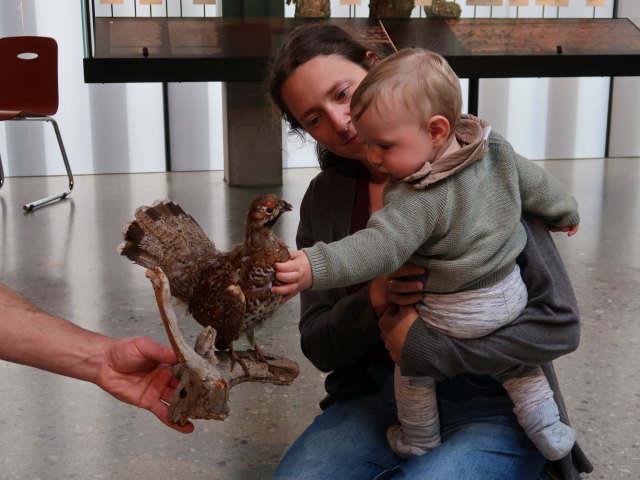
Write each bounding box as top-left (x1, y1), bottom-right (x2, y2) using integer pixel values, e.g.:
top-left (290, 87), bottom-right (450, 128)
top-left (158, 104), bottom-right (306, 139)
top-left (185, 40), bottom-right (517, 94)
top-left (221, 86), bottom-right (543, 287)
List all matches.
top-left (467, 0), bottom-right (503, 6)
top-left (536, 0), bottom-right (570, 6)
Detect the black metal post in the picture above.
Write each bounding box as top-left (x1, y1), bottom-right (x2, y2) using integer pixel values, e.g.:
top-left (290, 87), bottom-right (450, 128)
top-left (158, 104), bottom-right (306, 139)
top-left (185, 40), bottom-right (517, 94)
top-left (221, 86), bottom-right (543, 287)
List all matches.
top-left (468, 78), bottom-right (479, 117)
top-left (84, 0), bottom-right (94, 58)
top-left (162, 82), bottom-right (172, 171)
top-left (605, 77), bottom-right (614, 158)
top-left (605, 0), bottom-right (620, 157)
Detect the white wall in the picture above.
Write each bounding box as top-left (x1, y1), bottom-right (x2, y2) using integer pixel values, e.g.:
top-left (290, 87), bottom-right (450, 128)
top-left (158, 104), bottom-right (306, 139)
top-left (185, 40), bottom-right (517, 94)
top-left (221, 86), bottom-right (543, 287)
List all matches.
top-left (0, 0), bottom-right (166, 175)
top-left (1, 0), bottom-right (638, 178)
top-left (609, 0), bottom-right (640, 157)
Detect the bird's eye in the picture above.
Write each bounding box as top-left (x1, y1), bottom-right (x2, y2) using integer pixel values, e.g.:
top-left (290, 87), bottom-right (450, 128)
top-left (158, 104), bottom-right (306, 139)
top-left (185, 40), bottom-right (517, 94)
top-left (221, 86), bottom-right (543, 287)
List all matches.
top-left (264, 202), bottom-right (276, 214)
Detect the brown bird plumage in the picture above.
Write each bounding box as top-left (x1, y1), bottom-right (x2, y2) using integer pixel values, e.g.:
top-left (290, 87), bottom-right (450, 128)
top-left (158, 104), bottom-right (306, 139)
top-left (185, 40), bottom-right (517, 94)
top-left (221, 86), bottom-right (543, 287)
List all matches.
top-left (118, 194), bottom-right (292, 368)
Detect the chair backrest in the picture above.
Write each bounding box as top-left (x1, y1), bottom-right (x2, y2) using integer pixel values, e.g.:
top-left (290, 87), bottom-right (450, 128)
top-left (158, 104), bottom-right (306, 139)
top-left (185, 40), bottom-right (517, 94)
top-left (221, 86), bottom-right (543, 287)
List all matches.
top-left (0, 36), bottom-right (59, 119)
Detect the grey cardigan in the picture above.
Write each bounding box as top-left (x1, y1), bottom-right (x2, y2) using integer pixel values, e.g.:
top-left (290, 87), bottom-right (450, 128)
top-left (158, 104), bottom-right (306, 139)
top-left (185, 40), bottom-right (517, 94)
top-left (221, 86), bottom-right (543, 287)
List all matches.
top-left (296, 166), bottom-right (593, 479)
top-left (303, 130), bottom-right (580, 294)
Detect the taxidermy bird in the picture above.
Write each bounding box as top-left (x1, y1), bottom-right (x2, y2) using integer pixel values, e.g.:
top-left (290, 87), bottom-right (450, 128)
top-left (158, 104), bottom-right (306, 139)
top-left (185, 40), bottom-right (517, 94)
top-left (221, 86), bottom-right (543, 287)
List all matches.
top-left (118, 194), bottom-right (292, 372)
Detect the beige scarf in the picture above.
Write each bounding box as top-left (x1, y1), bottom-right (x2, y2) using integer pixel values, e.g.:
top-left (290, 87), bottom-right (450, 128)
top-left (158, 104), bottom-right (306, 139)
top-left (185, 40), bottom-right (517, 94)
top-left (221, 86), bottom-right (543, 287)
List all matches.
top-left (399, 114), bottom-right (491, 190)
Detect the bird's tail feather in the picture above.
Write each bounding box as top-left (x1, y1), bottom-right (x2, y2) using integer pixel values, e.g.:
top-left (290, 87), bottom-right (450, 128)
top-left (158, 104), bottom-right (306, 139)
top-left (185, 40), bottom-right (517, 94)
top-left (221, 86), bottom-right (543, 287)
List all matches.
top-left (118, 199), bottom-right (216, 280)
top-left (118, 219), bottom-right (162, 271)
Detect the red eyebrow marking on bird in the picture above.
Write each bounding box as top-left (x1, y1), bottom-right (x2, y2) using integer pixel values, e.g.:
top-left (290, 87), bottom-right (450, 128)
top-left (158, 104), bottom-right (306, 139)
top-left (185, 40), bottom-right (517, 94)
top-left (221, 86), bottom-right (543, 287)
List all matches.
top-left (264, 202), bottom-right (276, 208)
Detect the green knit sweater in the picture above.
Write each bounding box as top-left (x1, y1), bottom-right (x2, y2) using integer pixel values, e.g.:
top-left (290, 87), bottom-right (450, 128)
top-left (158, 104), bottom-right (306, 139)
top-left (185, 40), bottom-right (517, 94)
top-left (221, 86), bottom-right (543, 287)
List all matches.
top-left (304, 121), bottom-right (580, 294)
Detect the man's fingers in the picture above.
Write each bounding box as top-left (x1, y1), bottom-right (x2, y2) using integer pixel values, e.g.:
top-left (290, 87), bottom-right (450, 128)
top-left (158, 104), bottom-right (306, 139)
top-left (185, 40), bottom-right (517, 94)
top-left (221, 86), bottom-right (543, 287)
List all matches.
top-left (150, 401), bottom-right (195, 434)
top-left (132, 337), bottom-right (178, 365)
top-left (161, 383), bottom-right (177, 404)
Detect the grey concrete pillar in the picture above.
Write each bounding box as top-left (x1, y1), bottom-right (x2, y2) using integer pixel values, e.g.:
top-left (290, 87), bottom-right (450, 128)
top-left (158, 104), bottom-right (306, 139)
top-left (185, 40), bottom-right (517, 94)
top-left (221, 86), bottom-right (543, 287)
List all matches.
top-left (223, 82), bottom-right (283, 186)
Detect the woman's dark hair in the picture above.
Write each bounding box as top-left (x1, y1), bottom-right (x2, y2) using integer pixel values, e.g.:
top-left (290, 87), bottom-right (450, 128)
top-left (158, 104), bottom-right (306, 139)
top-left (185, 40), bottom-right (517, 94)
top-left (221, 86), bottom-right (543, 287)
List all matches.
top-left (268, 23), bottom-right (379, 175)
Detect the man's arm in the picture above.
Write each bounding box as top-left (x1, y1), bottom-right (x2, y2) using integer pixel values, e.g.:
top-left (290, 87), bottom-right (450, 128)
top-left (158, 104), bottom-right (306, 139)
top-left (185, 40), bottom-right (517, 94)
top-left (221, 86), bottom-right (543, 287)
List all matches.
top-left (0, 283), bottom-right (193, 433)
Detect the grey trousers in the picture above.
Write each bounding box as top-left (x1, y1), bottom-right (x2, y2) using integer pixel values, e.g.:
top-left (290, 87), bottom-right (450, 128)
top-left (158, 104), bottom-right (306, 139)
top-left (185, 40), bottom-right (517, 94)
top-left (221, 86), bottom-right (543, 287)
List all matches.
top-left (394, 266), bottom-right (551, 452)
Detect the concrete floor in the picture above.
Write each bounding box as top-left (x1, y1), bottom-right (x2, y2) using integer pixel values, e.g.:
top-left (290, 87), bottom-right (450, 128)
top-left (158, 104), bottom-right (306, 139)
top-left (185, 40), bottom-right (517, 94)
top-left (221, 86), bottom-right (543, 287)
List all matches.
top-left (0, 159), bottom-right (638, 479)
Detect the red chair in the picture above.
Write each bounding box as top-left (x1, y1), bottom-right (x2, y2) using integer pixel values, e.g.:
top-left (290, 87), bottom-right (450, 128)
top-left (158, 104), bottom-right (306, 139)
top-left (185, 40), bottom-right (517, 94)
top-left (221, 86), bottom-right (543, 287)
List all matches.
top-left (0, 36), bottom-right (73, 211)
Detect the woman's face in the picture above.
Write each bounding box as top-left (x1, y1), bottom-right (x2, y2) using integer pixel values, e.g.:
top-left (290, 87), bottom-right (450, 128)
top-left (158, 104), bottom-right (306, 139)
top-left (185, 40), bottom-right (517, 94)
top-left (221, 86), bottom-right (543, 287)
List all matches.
top-left (281, 54), bottom-right (369, 162)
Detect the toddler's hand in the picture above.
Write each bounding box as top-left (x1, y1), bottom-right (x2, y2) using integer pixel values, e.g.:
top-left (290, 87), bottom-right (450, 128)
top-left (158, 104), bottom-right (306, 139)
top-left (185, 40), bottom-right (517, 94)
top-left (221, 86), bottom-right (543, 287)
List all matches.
top-left (272, 250), bottom-right (313, 301)
top-left (548, 224), bottom-right (579, 237)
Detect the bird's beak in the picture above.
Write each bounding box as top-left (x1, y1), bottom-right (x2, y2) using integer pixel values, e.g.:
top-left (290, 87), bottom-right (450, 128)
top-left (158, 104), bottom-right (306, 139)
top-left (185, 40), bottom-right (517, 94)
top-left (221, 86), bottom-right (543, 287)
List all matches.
top-left (281, 201), bottom-right (293, 212)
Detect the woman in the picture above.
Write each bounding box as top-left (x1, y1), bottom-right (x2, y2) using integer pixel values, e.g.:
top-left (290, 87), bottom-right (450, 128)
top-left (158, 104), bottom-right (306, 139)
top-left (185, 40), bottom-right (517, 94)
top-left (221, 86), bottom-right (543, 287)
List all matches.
top-left (268, 24), bottom-right (592, 479)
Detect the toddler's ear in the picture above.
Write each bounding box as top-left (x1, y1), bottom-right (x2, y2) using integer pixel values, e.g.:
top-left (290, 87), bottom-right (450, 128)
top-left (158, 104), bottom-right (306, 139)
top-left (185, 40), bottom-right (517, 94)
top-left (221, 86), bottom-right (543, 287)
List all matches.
top-left (365, 51), bottom-right (380, 68)
top-left (428, 115), bottom-right (451, 147)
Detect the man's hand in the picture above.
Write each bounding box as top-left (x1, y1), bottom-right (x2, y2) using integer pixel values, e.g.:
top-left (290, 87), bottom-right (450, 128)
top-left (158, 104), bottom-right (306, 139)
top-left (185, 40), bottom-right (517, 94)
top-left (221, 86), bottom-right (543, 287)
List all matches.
top-left (95, 336), bottom-right (194, 434)
top-left (273, 250), bottom-right (313, 300)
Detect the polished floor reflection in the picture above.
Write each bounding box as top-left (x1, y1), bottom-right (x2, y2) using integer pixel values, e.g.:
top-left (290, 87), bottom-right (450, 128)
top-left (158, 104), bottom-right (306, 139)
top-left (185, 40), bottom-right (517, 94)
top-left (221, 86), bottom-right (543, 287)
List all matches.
top-left (0, 159), bottom-right (638, 480)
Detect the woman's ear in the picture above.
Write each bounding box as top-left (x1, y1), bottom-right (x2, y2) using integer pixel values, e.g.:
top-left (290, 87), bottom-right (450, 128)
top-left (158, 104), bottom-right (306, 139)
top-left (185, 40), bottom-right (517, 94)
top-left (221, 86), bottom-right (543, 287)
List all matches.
top-left (428, 116), bottom-right (451, 147)
top-left (365, 51), bottom-right (380, 68)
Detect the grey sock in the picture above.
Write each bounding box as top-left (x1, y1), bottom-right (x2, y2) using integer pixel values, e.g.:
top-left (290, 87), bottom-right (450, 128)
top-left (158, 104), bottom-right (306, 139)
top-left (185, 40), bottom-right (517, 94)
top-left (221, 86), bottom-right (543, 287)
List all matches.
top-left (520, 399), bottom-right (576, 460)
top-left (392, 365), bottom-right (441, 457)
top-left (503, 370), bottom-right (577, 461)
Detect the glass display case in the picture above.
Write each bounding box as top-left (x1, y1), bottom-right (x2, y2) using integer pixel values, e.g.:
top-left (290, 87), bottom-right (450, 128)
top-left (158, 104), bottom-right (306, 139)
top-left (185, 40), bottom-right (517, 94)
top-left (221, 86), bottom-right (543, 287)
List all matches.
top-left (82, 0), bottom-right (640, 84)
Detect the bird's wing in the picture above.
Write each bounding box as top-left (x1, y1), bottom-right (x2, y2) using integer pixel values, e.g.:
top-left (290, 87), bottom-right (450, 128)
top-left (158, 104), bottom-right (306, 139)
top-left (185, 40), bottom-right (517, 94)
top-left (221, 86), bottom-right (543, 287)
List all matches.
top-left (189, 268), bottom-right (246, 352)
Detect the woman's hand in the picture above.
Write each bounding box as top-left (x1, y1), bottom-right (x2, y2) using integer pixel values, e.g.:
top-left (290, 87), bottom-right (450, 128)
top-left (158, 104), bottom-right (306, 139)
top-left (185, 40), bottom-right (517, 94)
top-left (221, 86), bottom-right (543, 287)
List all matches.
top-left (369, 264), bottom-right (424, 363)
top-left (369, 263), bottom-right (425, 318)
top-left (378, 304), bottom-right (419, 363)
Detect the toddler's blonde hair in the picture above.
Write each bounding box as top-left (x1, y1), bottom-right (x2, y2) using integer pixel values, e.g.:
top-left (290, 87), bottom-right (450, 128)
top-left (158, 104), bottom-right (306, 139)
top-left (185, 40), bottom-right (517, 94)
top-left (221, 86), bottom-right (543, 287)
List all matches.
top-left (351, 48), bottom-right (462, 132)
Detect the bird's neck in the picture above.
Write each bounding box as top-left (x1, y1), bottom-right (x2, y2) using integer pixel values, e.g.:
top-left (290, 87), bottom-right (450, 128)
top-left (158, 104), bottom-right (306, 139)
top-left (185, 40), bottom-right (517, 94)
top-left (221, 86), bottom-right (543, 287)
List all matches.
top-left (245, 227), bottom-right (276, 251)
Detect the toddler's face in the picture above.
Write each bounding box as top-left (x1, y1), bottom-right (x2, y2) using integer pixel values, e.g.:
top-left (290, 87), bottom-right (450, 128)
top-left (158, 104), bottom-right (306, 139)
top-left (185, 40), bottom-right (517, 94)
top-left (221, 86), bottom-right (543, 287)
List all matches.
top-left (354, 106), bottom-right (436, 181)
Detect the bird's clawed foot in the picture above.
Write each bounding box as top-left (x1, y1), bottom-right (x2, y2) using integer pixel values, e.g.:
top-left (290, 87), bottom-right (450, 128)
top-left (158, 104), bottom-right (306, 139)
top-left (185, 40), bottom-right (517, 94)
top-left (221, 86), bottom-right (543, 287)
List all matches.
top-left (246, 330), bottom-right (272, 366)
top-left (252, 343), bottom-right (270, 364)
top-left (227, 343), bottom-right (273, 378)
top-left (229, 346), bottom-right (250, 377)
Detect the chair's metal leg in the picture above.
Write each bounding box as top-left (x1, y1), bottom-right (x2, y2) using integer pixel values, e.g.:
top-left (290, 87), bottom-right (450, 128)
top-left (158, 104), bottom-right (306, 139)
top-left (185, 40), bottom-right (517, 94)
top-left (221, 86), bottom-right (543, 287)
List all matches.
top-left (21, 117), bottom-right (74, 211)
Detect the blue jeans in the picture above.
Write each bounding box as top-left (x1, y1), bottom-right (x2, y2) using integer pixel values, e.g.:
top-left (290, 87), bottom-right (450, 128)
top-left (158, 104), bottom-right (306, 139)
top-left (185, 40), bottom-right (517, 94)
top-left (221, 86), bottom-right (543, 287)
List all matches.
top-left (273, 366), bottom-right (547, 479)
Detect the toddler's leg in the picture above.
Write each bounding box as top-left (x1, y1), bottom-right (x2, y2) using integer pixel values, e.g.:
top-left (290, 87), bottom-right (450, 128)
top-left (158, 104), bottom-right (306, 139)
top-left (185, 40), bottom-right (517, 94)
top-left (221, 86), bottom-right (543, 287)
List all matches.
top-left (388, 364), bottom-right (441, 458)
top-left (501, 366), bottom-right (576, 460)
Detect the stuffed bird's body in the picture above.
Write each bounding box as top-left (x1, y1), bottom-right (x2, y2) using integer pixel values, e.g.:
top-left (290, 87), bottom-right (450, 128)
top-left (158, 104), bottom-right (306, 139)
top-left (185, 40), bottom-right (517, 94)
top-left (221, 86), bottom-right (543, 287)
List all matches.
top-left (118, 194), bottom-right (292, 366)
